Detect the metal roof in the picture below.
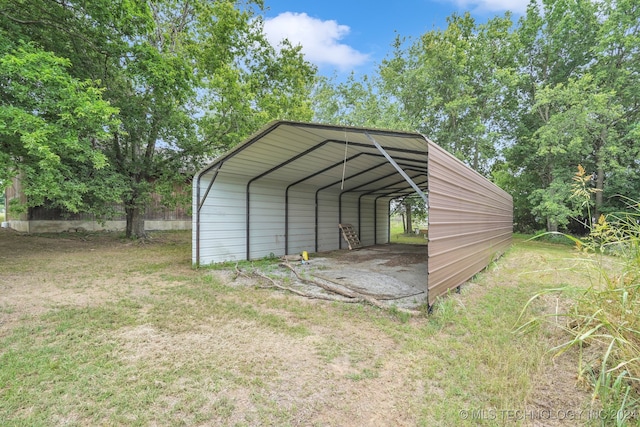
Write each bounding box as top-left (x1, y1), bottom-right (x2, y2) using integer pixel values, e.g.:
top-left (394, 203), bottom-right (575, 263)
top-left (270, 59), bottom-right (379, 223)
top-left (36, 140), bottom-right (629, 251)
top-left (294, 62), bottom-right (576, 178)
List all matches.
top-left (196, 121), bottom-right (429, 204)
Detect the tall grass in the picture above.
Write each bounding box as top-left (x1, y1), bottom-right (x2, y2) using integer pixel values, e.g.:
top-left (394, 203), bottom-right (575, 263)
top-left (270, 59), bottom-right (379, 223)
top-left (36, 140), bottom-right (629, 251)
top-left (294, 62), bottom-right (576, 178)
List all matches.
top-left (519, 166), bottom-right (640, 425)
top-left (577, 207), bottom-right (640, 410)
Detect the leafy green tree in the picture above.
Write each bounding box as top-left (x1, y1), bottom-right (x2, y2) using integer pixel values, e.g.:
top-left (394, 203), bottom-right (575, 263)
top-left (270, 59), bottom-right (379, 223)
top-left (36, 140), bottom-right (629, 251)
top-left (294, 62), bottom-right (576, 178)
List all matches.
top-left (310, 0), bottom-right (640, 236)
top-left (199, 36), bottom-right (315, 152)
top-left (390, 196), bottom-right (427, 234)
top-left (0, 38), bottom-right (124, 216)
top-left (503, 0), bottom-right (598, 231)
top-left (535, 75), bottom-right (623, 222)
top-left (590, 0), bottom-right (640, 215)
top-left (1, 0), bottom-right (316, 237)
top-left (504, 0), bottom-right (638, 231)
top-left (312, 73), bottom-right (406, 130)
top-left (378, 12), bottom-right (516, 175)
top-left (312, 14), bottom-right (516, 230)
top-left (492, 161), bottom-right (540, 233)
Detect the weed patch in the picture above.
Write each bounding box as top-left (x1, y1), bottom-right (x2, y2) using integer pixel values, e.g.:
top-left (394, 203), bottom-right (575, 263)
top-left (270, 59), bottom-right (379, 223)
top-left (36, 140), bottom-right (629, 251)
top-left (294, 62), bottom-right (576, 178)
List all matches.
top-left (516, 169), bottom-right (640, 426)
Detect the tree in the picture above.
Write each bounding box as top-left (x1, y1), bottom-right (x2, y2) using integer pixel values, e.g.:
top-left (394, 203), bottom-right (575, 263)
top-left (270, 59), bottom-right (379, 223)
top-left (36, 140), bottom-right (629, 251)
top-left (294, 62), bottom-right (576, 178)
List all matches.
top-left (378, 13), bottom-right (516, 175)
top-left (308, 0), bottom-right (640, 235)
top-left (542, 75), bottom-right (623, 218)
top-left (390, 196), bottom-right (427, 234)
top-left (590, 0), bottom-right (640, 215)
top-left (502, 0), bottom-right (599, 231)
top-left (1, 0), bottom-right (316, 237)
top-left (311, 73), bottom-right (407, 130)
top-left (0, 38), bottom-right (124, 217)
top-left (503, 0), bottom-right (639, 231)
top-left (311, 13), bottom-right (516, 232)
top-left (199, 35), bottom-right (315, 152)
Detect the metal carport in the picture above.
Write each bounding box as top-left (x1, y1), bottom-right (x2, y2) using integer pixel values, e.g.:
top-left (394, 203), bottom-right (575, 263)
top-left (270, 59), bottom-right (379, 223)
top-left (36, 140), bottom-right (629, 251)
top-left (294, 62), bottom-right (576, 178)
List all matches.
top-left (193, 121), bottom-right (512, 306)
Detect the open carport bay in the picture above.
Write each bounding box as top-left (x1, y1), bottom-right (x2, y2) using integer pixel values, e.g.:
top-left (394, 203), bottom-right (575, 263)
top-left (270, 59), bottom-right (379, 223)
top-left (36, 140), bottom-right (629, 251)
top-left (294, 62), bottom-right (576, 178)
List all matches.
top-left (195, 121), bottom-right (512, 307)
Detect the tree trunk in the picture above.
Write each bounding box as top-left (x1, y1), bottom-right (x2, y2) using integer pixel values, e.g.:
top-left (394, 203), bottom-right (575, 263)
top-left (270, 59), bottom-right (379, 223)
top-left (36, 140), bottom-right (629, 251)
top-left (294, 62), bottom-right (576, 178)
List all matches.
top-left (595, 164), bottom-right (604, 221)
top-left (472, 139), bottom-right (479, 171)
top-left (405, 202), bottom-right (413, 234)
top-left (125, 205), bottom-right (146, 238)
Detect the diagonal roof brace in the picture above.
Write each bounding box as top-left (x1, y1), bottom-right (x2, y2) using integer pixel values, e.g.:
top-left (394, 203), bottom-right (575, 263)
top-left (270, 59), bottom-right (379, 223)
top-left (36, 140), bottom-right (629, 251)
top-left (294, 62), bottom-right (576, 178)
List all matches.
top-left (365, 132), bottom-right (429, 207)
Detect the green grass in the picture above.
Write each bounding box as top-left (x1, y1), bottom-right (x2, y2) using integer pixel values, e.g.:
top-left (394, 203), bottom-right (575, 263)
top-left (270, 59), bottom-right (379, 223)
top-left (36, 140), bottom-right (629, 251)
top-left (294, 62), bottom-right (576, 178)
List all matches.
top-left (390, 217), bottom-right (428, 245)
top-left (1, 230), bottom-right (637, 425)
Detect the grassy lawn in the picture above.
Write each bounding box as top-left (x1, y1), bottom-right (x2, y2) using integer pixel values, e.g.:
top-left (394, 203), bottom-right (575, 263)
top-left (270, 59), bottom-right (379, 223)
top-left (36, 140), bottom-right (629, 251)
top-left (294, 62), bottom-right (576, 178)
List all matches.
top-left (0, 230), bottom-right (633, 426)
top-left (390, 217), bottom-right (428, 245)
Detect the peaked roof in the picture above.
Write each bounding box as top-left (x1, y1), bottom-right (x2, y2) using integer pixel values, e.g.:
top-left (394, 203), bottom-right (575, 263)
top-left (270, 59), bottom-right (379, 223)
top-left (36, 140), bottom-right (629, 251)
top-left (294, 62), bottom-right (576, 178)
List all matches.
top-left (196, 121), bottom-right (429, 201)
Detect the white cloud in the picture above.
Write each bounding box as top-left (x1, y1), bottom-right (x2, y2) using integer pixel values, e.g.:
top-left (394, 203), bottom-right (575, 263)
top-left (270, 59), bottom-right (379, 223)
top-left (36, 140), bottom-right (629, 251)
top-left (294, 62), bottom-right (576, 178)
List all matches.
top-left (447, 0), bottom-right (530, 14)
top-left (263, 12), bottom-right (370, 71)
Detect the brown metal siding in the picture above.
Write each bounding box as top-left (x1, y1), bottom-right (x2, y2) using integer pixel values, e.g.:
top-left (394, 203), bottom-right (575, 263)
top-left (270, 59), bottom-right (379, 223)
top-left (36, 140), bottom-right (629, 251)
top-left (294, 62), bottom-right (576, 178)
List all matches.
top-left (427, 140), bottom-right (512, 306)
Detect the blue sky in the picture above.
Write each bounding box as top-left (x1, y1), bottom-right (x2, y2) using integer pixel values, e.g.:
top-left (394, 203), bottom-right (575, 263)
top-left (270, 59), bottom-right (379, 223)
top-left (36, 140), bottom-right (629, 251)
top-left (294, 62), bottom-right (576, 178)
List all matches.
top-left (261, 0), bottom-right (530, 76)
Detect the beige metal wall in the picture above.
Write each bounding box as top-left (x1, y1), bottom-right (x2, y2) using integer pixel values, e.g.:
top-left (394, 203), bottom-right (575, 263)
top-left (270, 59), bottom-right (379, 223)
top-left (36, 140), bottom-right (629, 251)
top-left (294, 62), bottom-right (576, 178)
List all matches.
top-left (427, 140), bottom-right (513, 306)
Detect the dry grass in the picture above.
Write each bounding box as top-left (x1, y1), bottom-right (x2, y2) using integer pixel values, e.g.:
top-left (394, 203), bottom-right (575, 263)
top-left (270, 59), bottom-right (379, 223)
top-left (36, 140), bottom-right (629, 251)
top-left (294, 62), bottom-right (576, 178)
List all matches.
top-left (0, 229), bottom-right (620, 426)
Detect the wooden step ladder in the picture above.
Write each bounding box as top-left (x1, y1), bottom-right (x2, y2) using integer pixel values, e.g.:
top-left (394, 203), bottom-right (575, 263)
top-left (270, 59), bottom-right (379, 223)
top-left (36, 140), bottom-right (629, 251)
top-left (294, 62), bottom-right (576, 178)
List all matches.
top-left (338, 223), bottom-right (362, 250)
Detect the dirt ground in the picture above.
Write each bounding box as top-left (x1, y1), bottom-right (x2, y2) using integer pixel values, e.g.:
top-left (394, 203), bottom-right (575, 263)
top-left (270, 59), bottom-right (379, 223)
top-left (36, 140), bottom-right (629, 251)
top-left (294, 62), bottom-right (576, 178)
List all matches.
top-left (0, 228), bottom-right (599, 426)
top-left (0, 229), bottom-right (194, 334)
top-left (279, 244), bottom-right (429, 309)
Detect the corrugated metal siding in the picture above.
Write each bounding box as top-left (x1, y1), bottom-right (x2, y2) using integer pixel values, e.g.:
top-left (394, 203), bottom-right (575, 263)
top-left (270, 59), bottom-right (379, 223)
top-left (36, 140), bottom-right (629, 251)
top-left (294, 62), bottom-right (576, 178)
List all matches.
top-left (193, 122), bottom-right (512, 308)
top-left (249, 179), bottom-right (287, 259)
top-left (427, 140), bottom-right (513, 306)
top-left (287, 185), bottom-right (316, 256)
top-left (358, 195), bottom-right (376, 246)
top-left (317, 190), bottom-right (340, 252)
top-left (194, 173), bottom-right (248, 264)
top-left (377, 199), bottom-right (390, 244)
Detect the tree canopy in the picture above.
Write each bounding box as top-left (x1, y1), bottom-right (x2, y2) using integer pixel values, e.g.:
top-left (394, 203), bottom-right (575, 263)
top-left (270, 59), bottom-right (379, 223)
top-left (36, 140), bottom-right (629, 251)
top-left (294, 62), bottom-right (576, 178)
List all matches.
top-left (1, 0), bottom-right (316, 237)
top-left (0, 37), bottom-right (123, 216)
